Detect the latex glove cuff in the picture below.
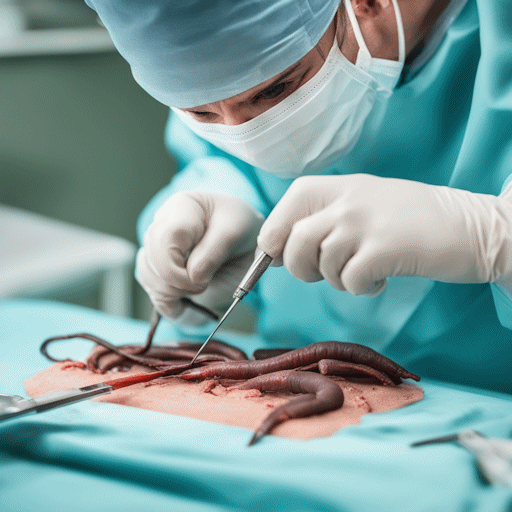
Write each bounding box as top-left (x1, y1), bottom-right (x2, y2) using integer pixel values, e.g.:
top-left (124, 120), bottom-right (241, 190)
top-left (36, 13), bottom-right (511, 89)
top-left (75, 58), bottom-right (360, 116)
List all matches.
top-left (491, 181), bottom-right (512, 291)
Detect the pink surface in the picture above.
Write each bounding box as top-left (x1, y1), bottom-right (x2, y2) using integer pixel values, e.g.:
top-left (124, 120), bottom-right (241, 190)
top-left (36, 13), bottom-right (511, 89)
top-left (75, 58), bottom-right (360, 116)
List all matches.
top-left (25, 362), bottom-right (423, 440)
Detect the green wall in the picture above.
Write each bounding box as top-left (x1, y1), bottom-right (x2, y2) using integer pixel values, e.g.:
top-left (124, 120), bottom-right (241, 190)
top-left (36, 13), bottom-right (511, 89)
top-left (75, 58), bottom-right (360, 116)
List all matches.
top-left (1, 49), bottom-right (255, 331)
top-left (0, 50), bottom-right (174, 319)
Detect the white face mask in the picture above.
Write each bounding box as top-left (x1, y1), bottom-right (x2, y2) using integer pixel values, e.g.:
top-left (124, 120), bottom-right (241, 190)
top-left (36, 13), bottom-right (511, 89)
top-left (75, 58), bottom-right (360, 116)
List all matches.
top-left (173, 0), bottom-right (405, 179)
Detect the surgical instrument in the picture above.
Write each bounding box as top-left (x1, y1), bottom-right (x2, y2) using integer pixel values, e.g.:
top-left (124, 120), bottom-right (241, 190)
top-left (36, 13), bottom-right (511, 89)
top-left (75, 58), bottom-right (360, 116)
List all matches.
top-left (0, 362), bottom-right (196, 423)
top-left (190, 248), bottom-right (273, 364)
top-left (412, 429), bottom-right (512, 486)
top-left (0, 384), bottom-right (113, 422)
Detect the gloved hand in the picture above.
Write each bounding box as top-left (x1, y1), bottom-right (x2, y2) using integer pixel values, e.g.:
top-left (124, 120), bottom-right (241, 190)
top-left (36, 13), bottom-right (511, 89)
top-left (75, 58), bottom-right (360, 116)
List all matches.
top-left (257, 174), bottom-right (512, 296)
top-left (136, 191), bottom-right (264, 324)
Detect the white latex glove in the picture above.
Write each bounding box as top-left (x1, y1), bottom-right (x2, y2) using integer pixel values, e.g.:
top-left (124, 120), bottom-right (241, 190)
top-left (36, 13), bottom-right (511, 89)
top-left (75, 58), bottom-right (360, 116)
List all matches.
top-left (257, 174), bottom-right (512, 296)
top-left (137, 191), bottom-right (264, 324)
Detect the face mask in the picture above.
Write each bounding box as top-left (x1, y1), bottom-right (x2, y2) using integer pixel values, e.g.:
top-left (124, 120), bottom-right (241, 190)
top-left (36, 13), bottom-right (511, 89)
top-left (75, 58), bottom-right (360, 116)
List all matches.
top-left (173, 0), bottom-right (405, 179)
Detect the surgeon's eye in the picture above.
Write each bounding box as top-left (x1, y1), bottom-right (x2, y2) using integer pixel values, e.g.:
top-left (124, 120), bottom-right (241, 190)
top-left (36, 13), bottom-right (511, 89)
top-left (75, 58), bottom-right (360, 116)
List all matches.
top-left (184, 110), bottom-right (218, 123)
top-left (255, 82), bottom-right (288, 101)
top-left (189, 111), bottom-right (211, 118)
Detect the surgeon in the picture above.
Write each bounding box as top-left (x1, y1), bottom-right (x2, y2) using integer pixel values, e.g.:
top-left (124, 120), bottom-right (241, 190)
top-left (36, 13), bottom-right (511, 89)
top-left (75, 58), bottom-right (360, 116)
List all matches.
top-left (86, 0), bottom-right (512, 393)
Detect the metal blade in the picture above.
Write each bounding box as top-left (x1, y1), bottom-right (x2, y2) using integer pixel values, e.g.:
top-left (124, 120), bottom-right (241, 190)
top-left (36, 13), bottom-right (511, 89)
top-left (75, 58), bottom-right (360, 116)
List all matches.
top-left (190, 297), bottom-right (241, 364)
top-left (411, 433), bottom-right (461, 447)
top-left (0, 383), bottom-right (113, 422)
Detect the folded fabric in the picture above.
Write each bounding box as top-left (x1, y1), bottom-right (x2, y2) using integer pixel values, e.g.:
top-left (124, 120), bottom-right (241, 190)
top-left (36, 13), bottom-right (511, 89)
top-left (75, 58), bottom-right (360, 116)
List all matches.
top-left (1, 299), bottom-right (512, 512)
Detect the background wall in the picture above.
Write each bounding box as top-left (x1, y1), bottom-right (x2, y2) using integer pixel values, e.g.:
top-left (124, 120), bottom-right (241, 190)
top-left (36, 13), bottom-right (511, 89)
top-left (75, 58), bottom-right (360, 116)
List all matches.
top-left (0, 49), bottom-right (174, 320)
top-left (1, 46), bottom-right (255, 332)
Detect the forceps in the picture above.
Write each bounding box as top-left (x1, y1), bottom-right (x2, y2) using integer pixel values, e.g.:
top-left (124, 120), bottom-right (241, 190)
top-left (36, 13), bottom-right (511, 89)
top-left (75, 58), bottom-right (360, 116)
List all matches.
top-left (0, 384), bottom-right (113, 422)
top-left (412, 429), bottom-right (512, 486)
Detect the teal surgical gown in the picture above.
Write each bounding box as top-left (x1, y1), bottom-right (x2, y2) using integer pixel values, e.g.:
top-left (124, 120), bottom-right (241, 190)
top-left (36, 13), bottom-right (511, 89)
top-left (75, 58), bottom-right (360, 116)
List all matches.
top-left (137, 0), bottom-right (512, 394)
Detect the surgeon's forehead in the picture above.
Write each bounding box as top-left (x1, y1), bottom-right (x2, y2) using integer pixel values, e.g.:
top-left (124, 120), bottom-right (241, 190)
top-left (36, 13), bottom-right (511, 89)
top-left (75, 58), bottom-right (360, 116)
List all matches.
top-left (182, 32), bottom-right (327, 110)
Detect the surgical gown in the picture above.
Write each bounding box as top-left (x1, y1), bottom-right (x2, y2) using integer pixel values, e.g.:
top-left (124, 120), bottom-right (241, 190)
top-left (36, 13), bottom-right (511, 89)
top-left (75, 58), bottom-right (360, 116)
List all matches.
top-left (138, 0), bottom-right (512, 394)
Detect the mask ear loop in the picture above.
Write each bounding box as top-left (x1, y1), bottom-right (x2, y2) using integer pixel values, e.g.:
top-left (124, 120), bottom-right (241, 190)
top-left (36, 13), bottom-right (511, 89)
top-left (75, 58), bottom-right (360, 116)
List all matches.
top-left (343, 0), bottom-right (405, 70)
top-left (314, 5), bottom-right (346, 62)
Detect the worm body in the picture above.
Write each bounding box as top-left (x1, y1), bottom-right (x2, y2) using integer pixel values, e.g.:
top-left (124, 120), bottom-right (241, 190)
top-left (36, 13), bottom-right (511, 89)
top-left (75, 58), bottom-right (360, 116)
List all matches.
top-left (41, 333), bottom-right (247, 373)
top-left (237, 371), bottom-right (345, 445)
top-left (40, 329), bottom-right (420, 446)
top-left (180, 342), bottom-right (419, 383)
top-left (317, 359), bottom-right (395, 386)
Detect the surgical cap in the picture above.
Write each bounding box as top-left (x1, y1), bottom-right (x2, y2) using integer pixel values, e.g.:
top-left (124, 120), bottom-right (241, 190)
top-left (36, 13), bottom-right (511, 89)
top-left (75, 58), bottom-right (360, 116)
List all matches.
top-left (85, 0), bottom-right (340, 108)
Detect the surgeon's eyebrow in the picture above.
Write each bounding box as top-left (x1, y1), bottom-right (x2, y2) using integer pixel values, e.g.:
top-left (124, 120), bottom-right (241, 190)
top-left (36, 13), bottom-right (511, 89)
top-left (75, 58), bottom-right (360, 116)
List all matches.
top-left (257, 63), bottom-right (302, 93)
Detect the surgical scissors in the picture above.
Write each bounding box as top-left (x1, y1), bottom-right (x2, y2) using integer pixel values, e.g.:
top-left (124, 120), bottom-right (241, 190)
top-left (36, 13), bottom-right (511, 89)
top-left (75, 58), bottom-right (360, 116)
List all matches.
top-left (412, 429), bottom-right (512, 486)
top-left (0, 384), bottom-right (113, 422)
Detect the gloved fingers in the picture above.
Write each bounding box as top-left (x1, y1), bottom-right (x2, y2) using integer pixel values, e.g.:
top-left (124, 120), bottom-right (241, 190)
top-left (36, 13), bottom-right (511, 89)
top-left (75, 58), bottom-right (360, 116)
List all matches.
top-left (159, 252), bottom-right (258, 325)
top-left (363, 279), bottom-right (388, 297)
top-left (279, 205), bottom-right (345, 282)
top-left (187, 195), bottom-right (264, 284)
top-left (258, 176), bottom-right (327, 260)
top-left (317, 227), bottom-right (362, 291)
top-left (209, 251), bottom-right (258, 304)
top-left (136, 249), bottom-right (183, 319)
top-left (287, 219), bottom-right (387, 296)
top-left (151, 295), bottom-right (186, 321)
top-left (137, 238), bottom-right (206, 293)
top-left (280, 217), bottom-right (328, 282)
top-left (136, 248), bottom-right (205, 320)
top-left (268, 256), bottom-right (284, 267)
top-left (145, 192), bottom-right (208, 285)
top-left (340, 241), bottom-right (395, 296)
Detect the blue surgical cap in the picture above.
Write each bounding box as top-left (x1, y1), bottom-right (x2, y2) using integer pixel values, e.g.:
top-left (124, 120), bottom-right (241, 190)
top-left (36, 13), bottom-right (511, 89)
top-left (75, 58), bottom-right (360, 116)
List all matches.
top-left (85, 0), bottom-right (340, 108)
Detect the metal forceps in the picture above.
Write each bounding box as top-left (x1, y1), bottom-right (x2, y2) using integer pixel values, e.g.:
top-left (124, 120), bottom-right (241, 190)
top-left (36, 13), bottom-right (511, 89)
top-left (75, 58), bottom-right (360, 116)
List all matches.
top-left (0, 384), bottom-right (113, 423)
top-left (412, 429), bottom-right (512, 486)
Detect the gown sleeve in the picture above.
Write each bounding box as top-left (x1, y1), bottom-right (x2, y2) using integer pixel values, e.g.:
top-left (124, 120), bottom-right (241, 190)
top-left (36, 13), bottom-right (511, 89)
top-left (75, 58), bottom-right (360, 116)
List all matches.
top-left (461, 0), bottom-right (512, 329)
top-left (136, 112), bottom-right (272, 244)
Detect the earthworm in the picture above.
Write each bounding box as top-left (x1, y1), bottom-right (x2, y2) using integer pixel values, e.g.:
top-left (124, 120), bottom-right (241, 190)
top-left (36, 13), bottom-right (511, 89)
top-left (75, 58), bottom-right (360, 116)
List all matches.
top-left (40, 305), bottom-right (247, 373)
top-left (174, 341), bottom-right (247, 361)
top-left (40, 332), bottom-right (164, 367)
top-left (180, 341), bottom-right (420, 383)
top-left (180, 297), bottom-right (220, 323)
top-left (252, 349), bottom-right (292, 360)
top-left (138, 308), bottom-right (162, 355)
top-left (39, 317), bottom-right (420, 446)
top-left (40, 332), bottom-right (231, 373)
top-left (236, 370), bottom-right (345, 445)
top-left (40, 308), bottom-right (165, 368)
top-left (317, 359), bottom-right (395, 386)
top-left (83, 309), bottom-right (164, 371)
top-left (86, 341), bottom-right (246, 373)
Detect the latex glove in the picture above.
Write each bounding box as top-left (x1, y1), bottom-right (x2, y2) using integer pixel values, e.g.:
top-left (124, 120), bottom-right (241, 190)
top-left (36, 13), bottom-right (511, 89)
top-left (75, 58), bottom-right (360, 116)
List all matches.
top-left (257, 174), bottom-right (512, 296)
top-left (137, 191), bottom-right (264, 324)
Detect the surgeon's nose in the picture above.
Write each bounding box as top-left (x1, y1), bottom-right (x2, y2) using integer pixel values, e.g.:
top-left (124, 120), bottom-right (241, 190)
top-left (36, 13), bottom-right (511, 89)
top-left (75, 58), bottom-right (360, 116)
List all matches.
top-left (221, 108), bottom-right (254, 125)
top-left (224, 112), bottom-right (253, 126)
